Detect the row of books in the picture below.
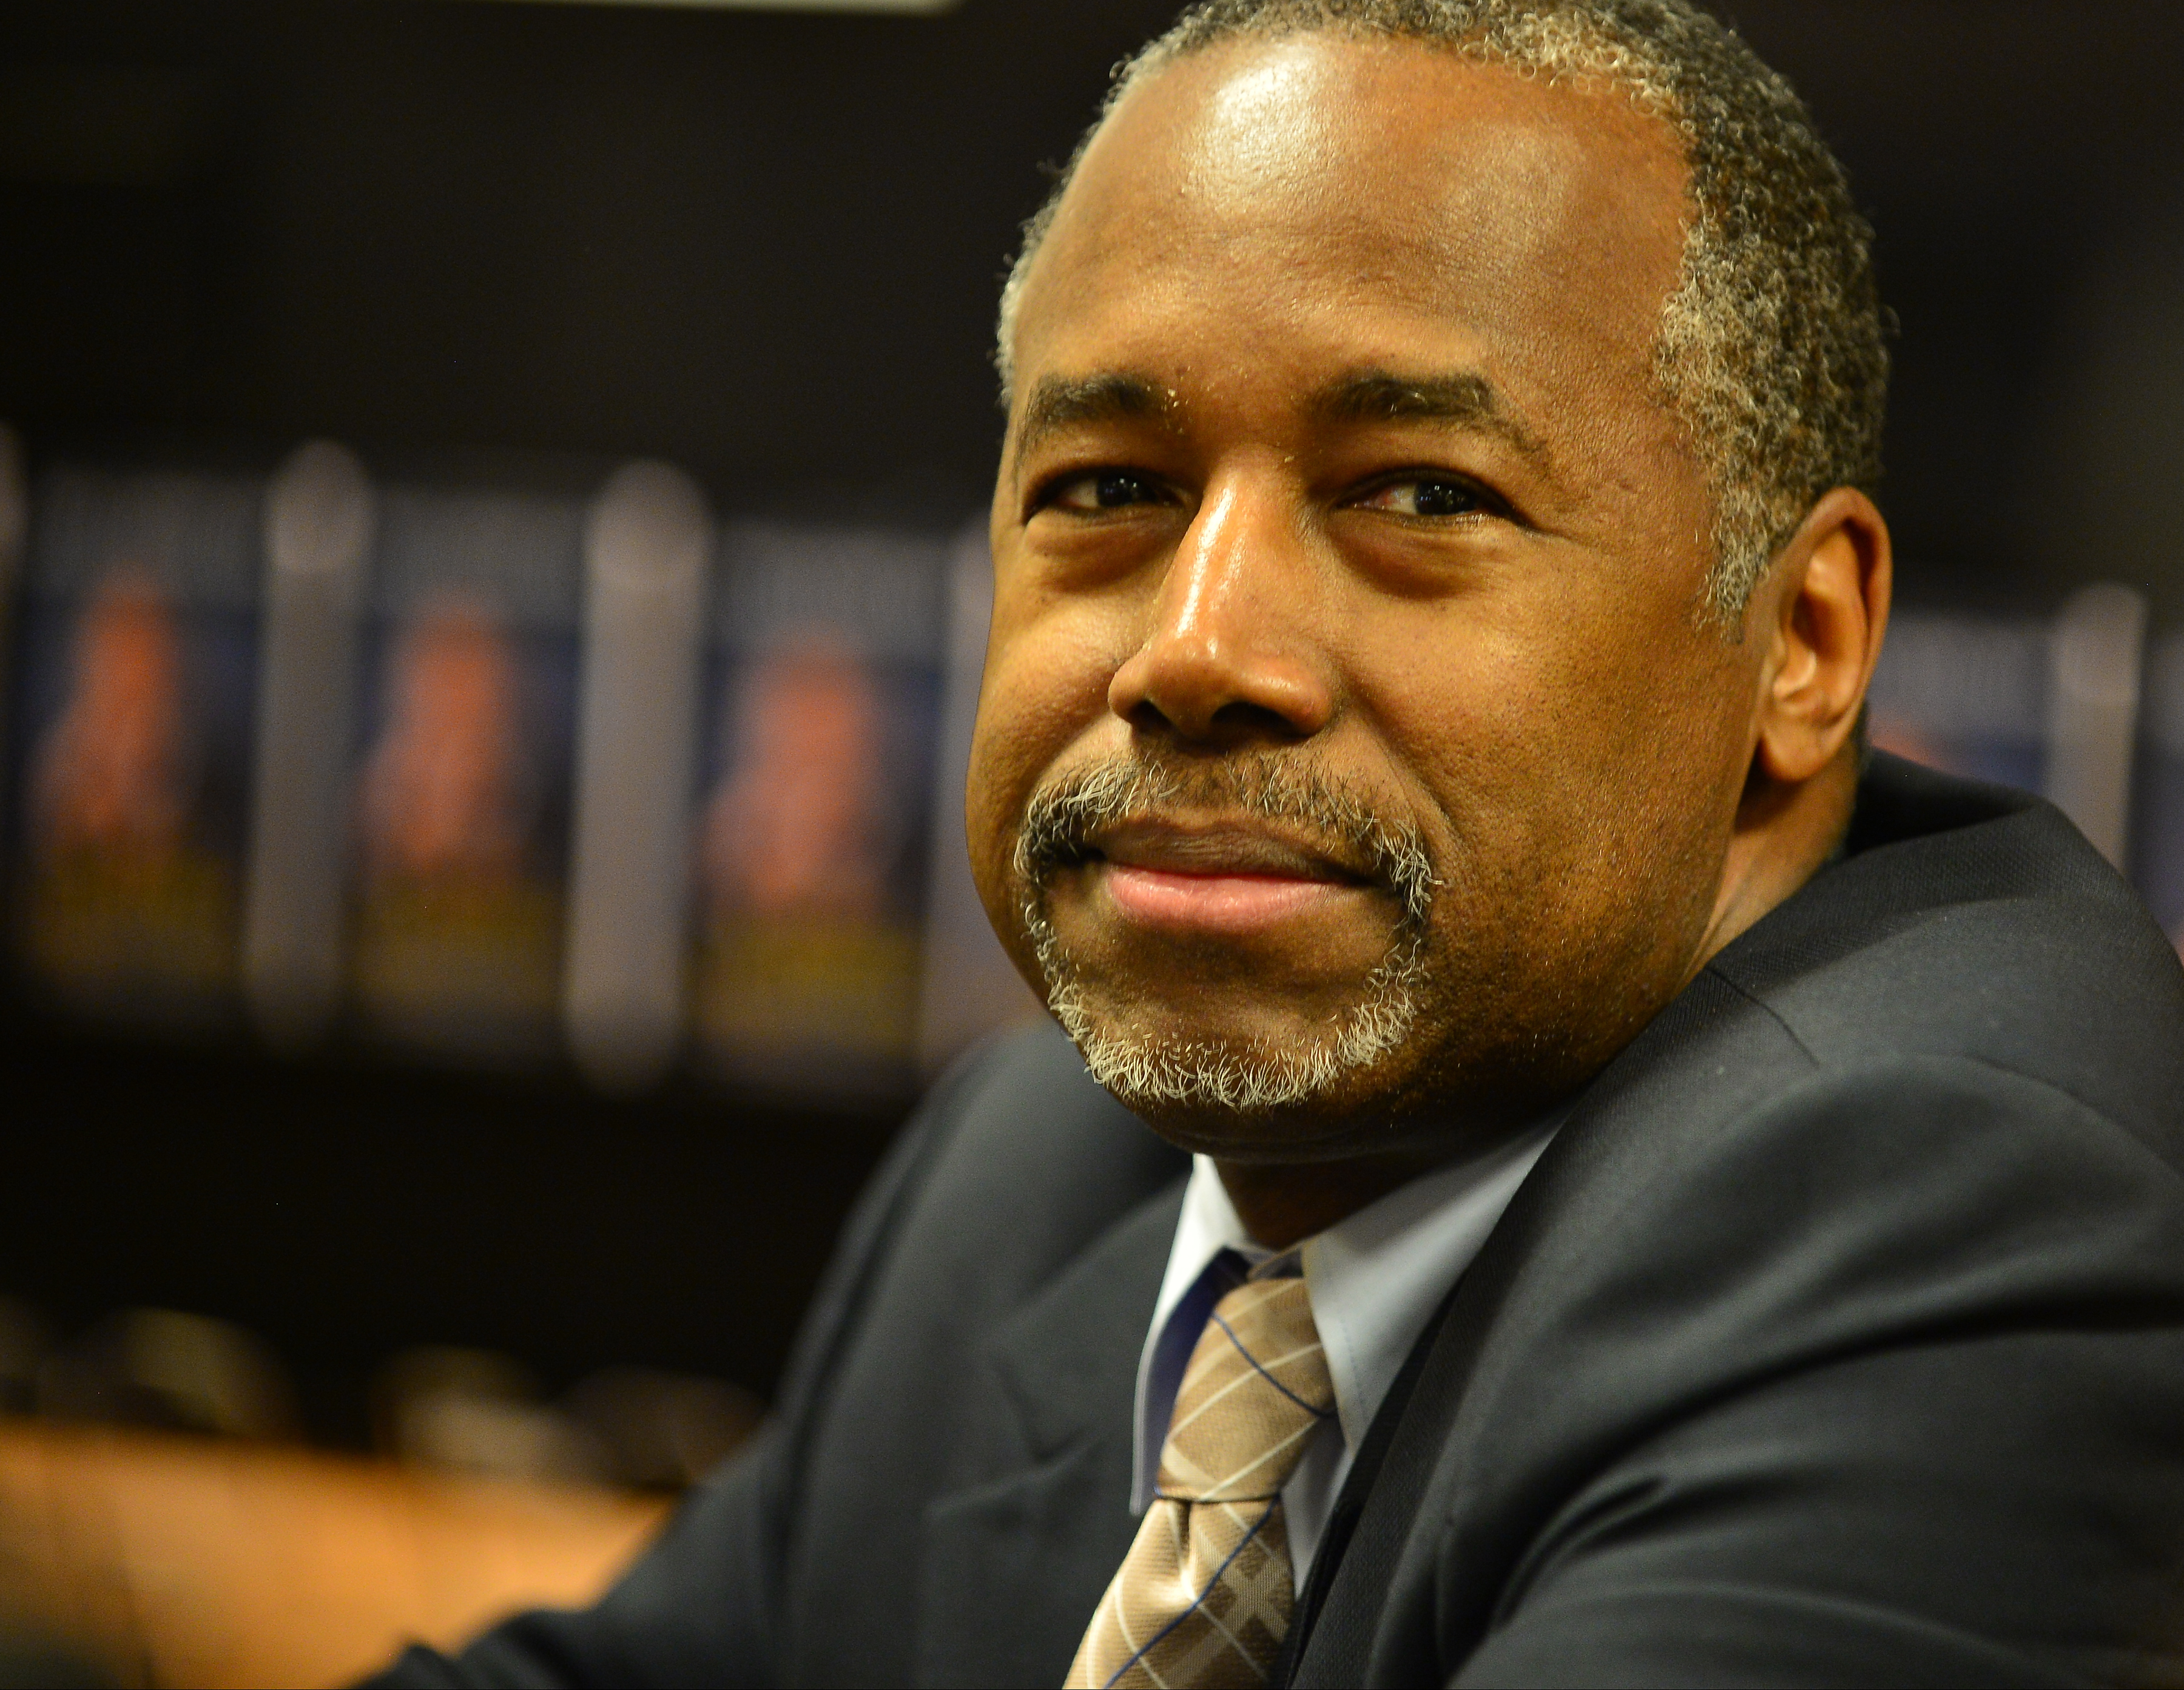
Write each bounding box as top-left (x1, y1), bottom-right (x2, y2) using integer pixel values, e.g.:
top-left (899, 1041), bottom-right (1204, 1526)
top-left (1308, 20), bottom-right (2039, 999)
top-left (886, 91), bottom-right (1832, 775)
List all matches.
top-left (0, 437), bottom-right (1035, 1098)
top-left (2, 433), bottom-right (2177, 1101)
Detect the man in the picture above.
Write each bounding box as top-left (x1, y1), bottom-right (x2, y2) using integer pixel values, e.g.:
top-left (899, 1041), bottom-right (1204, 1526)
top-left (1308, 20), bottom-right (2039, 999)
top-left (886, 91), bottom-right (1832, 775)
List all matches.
top-left (384, 1), bottom-right (2184, 1683)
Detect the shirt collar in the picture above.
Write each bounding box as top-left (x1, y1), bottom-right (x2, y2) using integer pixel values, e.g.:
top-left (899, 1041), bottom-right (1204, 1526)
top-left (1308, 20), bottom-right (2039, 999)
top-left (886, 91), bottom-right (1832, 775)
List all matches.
top-left (1133, 1116), bottom-right (1561, 1510)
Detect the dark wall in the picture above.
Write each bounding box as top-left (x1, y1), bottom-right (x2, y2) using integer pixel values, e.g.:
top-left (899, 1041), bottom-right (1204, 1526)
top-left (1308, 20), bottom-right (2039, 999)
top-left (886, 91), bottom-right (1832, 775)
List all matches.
top-left (0, 0), bottom-right (1182, 516)
top-left (1733, 2), bottom-right (2184, 619)
top-left (0, 1010), bottom-right (902, 1443)
top-left (2, 1), bottom-right (2182, 594)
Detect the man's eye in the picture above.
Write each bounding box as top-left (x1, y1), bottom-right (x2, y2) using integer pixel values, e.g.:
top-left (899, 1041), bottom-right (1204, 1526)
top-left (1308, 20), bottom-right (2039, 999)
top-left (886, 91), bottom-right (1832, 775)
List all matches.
top-left (1047, 472), bottom-right (1168, 513)
top-left (1358, 478), bottom-right (1487, 518)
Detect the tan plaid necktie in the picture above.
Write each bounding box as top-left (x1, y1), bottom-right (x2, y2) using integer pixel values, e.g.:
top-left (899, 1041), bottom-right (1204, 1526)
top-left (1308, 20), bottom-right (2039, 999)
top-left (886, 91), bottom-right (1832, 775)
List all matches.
top-left (1067, 1276), bottom-right (1335, 1689)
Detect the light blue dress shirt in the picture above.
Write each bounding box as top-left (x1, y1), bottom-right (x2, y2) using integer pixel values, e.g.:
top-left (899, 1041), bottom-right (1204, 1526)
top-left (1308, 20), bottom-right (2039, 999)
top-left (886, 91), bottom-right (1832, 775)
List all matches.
top-left (1131, 1118), bottom-right (1560, 1588)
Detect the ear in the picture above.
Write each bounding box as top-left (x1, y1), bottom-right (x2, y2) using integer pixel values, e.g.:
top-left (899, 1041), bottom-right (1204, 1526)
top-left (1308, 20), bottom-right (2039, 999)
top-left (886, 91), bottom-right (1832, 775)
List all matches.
top-left (1750, 486), bottom-right (1893, 785)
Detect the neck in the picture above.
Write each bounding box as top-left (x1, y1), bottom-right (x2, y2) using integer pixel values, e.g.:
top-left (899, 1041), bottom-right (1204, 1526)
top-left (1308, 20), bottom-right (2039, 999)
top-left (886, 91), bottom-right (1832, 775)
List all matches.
top-left (1695, 746), bottom-right (1860, 970)
top-left (1213, 1143), bottom-right (1457, 1252)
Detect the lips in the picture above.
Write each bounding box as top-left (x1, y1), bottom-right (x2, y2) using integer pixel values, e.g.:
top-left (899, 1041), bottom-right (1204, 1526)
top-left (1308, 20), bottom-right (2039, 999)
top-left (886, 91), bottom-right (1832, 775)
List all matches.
top-left (1082, 819), bottom-right (1370, 936)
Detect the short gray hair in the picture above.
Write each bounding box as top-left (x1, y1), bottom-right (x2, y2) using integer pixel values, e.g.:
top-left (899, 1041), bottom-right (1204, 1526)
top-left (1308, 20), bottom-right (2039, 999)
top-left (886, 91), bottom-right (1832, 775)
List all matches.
top-left (995, 0), bottom-right (1889, 619)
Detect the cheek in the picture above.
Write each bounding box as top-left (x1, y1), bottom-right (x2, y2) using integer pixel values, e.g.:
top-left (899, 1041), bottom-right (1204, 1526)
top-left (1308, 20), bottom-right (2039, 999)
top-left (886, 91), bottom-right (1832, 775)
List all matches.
top-left (1356, 590), bottom-right (1745, 884)
top-left (963, 589), bottom-right (1133, 876)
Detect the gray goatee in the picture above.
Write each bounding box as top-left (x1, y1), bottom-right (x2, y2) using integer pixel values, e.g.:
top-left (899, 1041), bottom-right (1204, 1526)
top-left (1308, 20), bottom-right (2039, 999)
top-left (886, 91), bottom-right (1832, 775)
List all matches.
top-left (1013, 754), bottom-right (1438, 1114)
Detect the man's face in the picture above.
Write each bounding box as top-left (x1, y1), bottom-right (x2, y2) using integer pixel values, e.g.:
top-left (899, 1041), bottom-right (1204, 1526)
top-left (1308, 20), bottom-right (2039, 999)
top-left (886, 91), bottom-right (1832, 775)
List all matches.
top-left (970, 35), bottom-right (1768, 1160)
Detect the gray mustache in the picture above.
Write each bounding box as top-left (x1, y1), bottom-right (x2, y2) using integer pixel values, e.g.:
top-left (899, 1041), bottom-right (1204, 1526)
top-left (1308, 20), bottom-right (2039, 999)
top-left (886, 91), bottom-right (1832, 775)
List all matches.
top-left (1013, 753), bottom-right (1439, 931)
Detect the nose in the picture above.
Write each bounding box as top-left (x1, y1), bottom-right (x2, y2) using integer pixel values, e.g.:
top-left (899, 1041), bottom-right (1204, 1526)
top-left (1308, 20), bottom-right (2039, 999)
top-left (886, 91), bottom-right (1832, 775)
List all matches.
top-left (1107, 481), bottom-right (1335, 747)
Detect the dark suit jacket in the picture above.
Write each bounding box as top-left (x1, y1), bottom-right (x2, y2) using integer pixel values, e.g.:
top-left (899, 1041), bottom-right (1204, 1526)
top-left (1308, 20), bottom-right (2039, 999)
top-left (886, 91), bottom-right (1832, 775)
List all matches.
top-left (382, 756), bottom-right (2184, 1687)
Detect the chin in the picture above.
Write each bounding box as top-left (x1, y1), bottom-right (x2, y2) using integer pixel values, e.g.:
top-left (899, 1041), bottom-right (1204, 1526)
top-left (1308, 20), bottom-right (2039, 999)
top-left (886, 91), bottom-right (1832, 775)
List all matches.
top-left (1093, 1047), bottom-right (1454, 1164)
top-left (1048, 964), bottom-right (1432, 1137)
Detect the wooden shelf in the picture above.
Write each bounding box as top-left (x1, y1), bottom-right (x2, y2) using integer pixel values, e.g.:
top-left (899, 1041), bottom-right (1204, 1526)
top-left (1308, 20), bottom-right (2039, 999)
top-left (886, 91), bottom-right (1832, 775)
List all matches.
top-left (0, 1418), bottom-right (671, 1689)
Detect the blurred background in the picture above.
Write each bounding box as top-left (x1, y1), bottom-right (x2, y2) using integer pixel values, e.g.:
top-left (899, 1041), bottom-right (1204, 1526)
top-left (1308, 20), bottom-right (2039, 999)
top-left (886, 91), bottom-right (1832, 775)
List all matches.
top-left (0, 0), bottom-right (2179, 1682)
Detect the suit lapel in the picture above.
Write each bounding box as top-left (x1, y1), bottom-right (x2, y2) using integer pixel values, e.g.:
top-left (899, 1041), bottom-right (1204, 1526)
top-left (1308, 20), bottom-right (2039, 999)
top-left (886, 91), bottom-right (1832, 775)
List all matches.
top-left (914, 1180), bottom-right (1185, 1689)
top-left (1287, 764), bottom-right (2024, 1682)
top-left (1291, 972), bottom-right (1794, 1686)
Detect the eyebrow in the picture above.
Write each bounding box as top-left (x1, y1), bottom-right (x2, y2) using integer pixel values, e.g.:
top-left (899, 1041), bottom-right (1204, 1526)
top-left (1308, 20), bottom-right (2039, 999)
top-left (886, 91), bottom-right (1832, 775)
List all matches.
top-left (1008, 365), bottom-right (1551, 475)
top-left (1012, 372), bottom-right (1176, 462)
top-left (1310, 370), bottom-right (1548, 464)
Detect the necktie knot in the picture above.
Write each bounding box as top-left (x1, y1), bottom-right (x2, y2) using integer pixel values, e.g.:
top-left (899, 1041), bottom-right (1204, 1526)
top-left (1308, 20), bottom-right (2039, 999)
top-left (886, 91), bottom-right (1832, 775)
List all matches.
top-left (1068, 1274), bottom-right (1335, 1688)
top-left (1158, 1276), bottom-right (1336, 1504)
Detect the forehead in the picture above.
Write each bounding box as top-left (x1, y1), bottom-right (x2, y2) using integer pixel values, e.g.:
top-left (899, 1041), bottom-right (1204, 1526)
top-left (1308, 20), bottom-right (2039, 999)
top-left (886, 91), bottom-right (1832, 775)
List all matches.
top-left (1012, 35), bottom-right (1691, 410)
